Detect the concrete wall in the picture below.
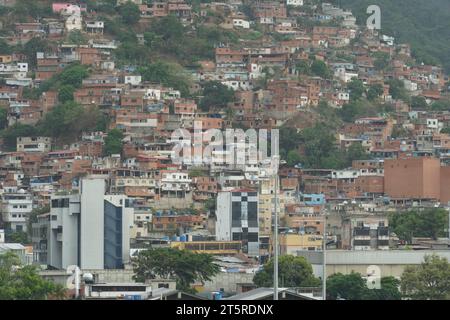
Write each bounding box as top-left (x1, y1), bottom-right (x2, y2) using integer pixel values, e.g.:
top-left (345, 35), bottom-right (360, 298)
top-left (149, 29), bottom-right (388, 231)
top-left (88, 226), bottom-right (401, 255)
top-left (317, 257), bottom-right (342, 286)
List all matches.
top-left (297, 250), bottom-right (450, 279)
top-left (61, 206), bottom-right (78, 269)
top-left (40, 269), bottom-right (135, 287)
top-left (80, 178), bottom-right (105, 269)
top-left (201, 272), bottom-right (255, 294)
top-left (215, 192), bottom-right (231, 241)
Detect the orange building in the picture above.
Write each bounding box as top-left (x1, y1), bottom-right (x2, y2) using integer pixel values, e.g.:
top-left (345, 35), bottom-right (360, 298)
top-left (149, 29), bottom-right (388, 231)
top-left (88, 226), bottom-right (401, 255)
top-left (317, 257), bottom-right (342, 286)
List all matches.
top-left (384, 157), bottom-right (441, 200)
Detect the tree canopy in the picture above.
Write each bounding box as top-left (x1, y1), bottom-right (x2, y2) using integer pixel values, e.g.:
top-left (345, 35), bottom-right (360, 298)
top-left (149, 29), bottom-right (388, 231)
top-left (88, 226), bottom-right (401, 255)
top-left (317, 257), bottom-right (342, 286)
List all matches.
top-left (401, 254), bottom-right (450, 300)
top-left (0, 252), bottom-right (65, 300)
top-left (132, 248), bottom-right (219, 292)
top-left (389, 208), bottom-right (449, 243)
top-left (199, 81), bottom-right (235, 111)
top-left (118, 1), bottom-right (141, 25)
top-left (253, 255), bottom-right (320, 288)
top-left (139, 61), bottom-right (192, 96)
top-left (327, 272), bottom-right (401, 300)
top-left (347, 78), bottom-right (365, 101)
top-left (104, 129), bottom-right (124, 156)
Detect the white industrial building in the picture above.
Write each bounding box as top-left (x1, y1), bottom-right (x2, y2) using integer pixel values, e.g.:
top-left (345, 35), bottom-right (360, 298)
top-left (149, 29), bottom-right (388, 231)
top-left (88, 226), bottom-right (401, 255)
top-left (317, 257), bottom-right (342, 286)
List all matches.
top-left (46, 177), bottom-right (133, 270)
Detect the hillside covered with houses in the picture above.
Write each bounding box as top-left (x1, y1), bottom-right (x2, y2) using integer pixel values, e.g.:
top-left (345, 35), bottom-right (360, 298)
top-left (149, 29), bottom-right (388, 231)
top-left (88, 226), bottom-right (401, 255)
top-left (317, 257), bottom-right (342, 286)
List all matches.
top-left (0, 0), bottom-right (450, 300)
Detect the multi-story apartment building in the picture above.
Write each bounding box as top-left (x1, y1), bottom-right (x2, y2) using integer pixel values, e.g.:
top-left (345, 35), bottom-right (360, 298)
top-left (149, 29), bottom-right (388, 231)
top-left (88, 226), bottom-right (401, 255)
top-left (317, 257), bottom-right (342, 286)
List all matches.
top-left (0, 188), bottom-right (33, 232)
top-left (215, 189), bottom-right (259, 256)
top-left (16, 137), bottom-right (51, 153)
top-left (384, 156), bottom-right (450, 202)
top-left (43, 177), bottom-right (133, 270)
top-left (342, 218), bottom-right (390, 251)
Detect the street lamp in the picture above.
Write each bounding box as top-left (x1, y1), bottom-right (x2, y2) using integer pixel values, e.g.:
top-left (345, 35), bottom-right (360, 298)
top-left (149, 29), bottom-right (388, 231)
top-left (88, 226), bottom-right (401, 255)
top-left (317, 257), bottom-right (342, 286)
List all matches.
top-left (271, 155), bottom-right (280, 300)
top-left (322, 208), bottom-right (327, 300)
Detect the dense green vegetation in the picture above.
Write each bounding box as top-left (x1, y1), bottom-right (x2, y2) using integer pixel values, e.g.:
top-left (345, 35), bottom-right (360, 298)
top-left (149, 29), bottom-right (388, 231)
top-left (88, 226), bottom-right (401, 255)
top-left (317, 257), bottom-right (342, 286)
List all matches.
top-left (279, 123), bottom-right (370, 169)
top-left (253, 255), bottom-right (321, 288)
top-left (389, 208), bottom-right (449, 243)
top-left (401, 254), bottom-right (450, 300)
top-left (337, 0), bottom-right (450, 72)
top-left (1, 101), bottom-right (101, 150)
top-left (23, 63), bottom-right (89, 100)
top-left (101, 12), bottom-right (238, 67)
top-left (104, 129), bottom-right (124, 156)
top-left (327, 272), bottom-right (401, 300)
top-left (0, 252), bottom-right (65, 300)
top-left (132, 248), bottom-right (219, 293)
top-left (138, 61), bottom-right (192, 96)
top-left (199, 81), bottom-right (235, 111)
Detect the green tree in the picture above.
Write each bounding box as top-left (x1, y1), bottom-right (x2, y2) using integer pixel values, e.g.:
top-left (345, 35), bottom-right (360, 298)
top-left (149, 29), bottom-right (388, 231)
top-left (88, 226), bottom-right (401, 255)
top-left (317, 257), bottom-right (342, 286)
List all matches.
top-left (348, 78), bottom-right (365, 101)
top-left (388, 79), bottom-right (409, 101)
top-left (327, 272), bottom-right (401, 300)
top-left (95, 113), bottom-right (110, 132)
top-left (22, 37), bottom-right (49, 68)
top-left (295, 60), bottom-right (311, 75)
top-left (311, 60), bottom-right (331, 79)
top-left (1, 124), bottom-right (38, 151)
top-left (38, 102), bottom-right (100, 144)
top-left (143, 31), bottom-right (161, 50)
top-left (338, 99), bottom-right (377, 123)
top-left (401, 254), bottom-right (450, 300)
top-left (338, 0), bottom-right (450, 73)
top-left (253, 255), bottom-right (320, 288)
top-left (365, 276), bottom-right (402, 300)
top-left (279, 126), bottom-right (302, 160)
top-left (132, 248), bottom-right (219, 292)
top-left (345, 143), bottom-right (369, 164)
top-left (0, 107), bottom-right (8, 130)
top-left (199, 81), bottom-right (235, 111)
top-left (151, 15), bottom-right (184, 43)
top-left (58, 64), bottom-right (89, 88)
top-left (286, 150), bottom-right (301, 166)
top-left (431, 100), bottom-right (450, 111)
top-left (389, 208), bottom-right (449, 243)
top-left (5, 231), bottom-right (29, 244)
top-left (115, 40), bottom-right (149, 65)
top-left (373, 52), bottom-right (390, 71)
top-left (411, 96), bottom-right (427, 110)
top-left (327, 272), bottom-right (367, 300)
top-left (367, 83), bottom-right (384, 101)
top-left (118, 1), bottom-right (141, 25)
top-left (441, 127), bottom-right (450, 134)
top-left (204, 198), bottom-right (216, 214)
top-left (139, 61), bottom-right (192, 96)
top-left (0, 39), bottom-right (12, 55)
top-left (66, 30), bottom-right (88, 45)
top-left (57, 85), bottom-right (75, 104)
top-left (0, 252), bottom-right (65, 300)
top-left (104, 129), bottom-right (124, 156)
top-left (299, 124), bottom-right (342, 169)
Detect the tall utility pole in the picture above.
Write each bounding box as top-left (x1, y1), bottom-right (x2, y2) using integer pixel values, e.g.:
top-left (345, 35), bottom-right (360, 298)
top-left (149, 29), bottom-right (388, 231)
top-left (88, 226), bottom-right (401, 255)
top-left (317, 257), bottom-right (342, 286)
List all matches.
top-left (322, 209), bottom-right (327, 301)
top-left (272, 155), bottom-right (279, 300)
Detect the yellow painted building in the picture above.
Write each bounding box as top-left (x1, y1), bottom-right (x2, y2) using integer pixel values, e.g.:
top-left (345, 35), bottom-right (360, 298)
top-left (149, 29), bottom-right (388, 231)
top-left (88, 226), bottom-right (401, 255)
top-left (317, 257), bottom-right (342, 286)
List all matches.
top-left (278, 234), bottom-right (323, 255)
top-left (258, 175), bottom-right (285, 236)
